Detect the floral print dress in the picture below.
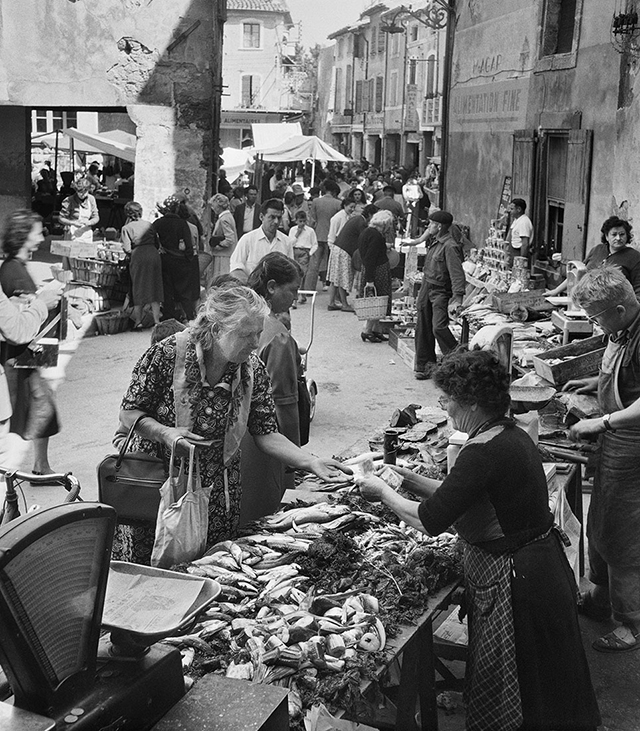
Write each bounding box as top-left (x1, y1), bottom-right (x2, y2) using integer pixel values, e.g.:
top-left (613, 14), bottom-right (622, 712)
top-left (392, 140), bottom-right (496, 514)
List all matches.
top-left (112, 333), bottom-right (279, 564)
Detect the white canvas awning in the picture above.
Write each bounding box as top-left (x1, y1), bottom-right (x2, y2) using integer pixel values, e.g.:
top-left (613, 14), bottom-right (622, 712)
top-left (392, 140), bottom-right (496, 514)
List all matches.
top-left (63, 128), bottom-right (136, 162)
top-left (250, 122), bottom-right (302, 151)
top-left (31, 128), bottom-right (136, 162)
top-left (253, 135), bottom-right (350, 163)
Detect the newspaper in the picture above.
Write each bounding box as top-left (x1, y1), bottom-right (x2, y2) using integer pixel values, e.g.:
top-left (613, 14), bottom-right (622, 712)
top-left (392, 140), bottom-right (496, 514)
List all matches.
top-left (103, 568), bottom-right (204, 634)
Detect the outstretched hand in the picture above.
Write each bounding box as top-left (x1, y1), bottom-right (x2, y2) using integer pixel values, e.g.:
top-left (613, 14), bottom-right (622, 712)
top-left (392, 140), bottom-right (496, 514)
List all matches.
top-left (308, 458), bottom-right (353, 483)
top-left (355, 474), bottom-right (387, 502)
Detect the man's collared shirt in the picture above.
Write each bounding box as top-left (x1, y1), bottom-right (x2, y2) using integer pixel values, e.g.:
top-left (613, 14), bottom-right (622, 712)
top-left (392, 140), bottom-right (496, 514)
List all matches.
top-left (243, 204), bottom-right (257, 234)
top-left (230, 227), bottom-right (294, 277)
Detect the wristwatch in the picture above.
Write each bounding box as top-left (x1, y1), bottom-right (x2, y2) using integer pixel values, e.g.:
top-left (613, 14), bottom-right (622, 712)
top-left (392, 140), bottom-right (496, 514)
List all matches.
top-left (602, 413), bottom-right (615, 432)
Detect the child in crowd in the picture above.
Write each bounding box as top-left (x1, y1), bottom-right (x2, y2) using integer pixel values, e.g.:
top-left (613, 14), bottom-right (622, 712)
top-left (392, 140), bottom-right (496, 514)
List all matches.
top-left (287, 210), bottom-right (318, 305)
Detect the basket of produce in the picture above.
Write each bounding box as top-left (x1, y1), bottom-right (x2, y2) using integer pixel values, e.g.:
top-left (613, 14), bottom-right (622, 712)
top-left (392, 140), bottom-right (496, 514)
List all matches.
top-left (93, 310), bottom-right (131, 335)
top-left (69, 257), bottom-right (120, 288)
top-left (354, 286), bottom-right (389, 321)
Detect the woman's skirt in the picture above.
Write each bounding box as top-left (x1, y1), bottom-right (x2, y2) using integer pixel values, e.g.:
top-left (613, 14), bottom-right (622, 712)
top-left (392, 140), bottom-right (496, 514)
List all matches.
top-left (130, 244), bottom-right (163, 305)
top-left (465, 532), bottom-right (600, 731)
top-left (327, 247), bottom-right (355, 291)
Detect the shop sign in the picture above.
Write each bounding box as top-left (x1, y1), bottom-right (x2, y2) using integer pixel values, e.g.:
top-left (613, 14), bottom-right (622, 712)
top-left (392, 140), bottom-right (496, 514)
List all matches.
top-left (404, 84), bottom-right (419, 130)
top-left (450, 79), bottom-right (528, 131)
top-left (221, 111), bottom-right (280, 126)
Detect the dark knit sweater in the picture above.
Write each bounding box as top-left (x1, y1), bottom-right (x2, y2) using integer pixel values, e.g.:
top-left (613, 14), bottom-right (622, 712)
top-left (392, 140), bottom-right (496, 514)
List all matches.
top-left (418, 419), bottom-right (553, 553)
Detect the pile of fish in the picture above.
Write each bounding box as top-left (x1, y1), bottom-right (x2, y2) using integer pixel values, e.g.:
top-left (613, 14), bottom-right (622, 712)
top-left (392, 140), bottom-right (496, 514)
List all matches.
top-left (160, 498), bottom-right (460, 721)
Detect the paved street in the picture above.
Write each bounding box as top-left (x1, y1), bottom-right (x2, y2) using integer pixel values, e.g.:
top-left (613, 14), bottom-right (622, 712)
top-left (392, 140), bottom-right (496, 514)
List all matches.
top-left (19, 276), bottom-right (437, 509)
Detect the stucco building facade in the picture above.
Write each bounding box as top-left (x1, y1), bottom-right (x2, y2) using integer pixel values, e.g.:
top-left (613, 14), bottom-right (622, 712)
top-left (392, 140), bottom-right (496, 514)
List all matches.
top-left (447, 0), bottom-right (638, 263)
top-left (0, 0), bottom-right (226, 224)
top-left (220, 0), bottom-right (308, 149)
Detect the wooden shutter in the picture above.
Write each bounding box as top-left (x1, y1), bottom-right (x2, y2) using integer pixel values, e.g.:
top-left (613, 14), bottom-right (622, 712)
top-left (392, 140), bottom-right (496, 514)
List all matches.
top-left (563, 128), bottom-right (593, 261)
top-left (511, 129), bottom-right (537, 201)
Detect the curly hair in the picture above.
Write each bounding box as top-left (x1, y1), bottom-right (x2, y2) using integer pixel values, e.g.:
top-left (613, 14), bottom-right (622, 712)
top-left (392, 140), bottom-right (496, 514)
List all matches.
top-left (1, 209), bottom-right (42, 258)
top-left (124, 201), bottom-right (143, 221)
top-left (600, 216), bottom-right (633, 244)
top-left (433, 349), bottom-right (511, 417)
top-left (247, 251), bottom-right (303, 300)
top-left (369, 209), bottom-right (395, 236)
top-left (191, 283), bottom-right (269, 352)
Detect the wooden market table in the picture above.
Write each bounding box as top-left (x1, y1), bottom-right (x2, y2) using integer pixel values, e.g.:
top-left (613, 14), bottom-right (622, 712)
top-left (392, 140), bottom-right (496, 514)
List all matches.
top-left (350, 581), bottom-right (462, 731)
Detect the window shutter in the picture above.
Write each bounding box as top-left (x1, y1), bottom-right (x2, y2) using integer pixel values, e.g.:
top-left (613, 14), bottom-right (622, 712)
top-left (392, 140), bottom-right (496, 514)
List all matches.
top-left (563, 128), bottom-right (592, 260)
top-left (362, 79), bottom-right (370, 112)
top-left (511, 129), bottom-right (536, 201)
top-left (355, 80), bottom-right (363, 114)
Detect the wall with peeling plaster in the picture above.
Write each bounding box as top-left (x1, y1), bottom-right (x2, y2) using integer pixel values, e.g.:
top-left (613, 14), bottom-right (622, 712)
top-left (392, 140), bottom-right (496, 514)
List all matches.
top-left (0, 0), bottom-right (225, 223)
top-left (447, 0), bottom-right (633, 260)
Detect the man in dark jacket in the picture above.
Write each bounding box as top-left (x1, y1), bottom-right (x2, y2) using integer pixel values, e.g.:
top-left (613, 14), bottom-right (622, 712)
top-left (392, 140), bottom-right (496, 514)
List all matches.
top-left (411, 210), bottom-right (466, 380)
top-left (233, 185), bottom-right (261, 239)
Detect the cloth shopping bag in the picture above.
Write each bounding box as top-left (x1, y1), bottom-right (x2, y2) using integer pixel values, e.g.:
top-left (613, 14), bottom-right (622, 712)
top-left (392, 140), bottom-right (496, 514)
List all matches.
top-left (151, 440), bottom-right (212, 568)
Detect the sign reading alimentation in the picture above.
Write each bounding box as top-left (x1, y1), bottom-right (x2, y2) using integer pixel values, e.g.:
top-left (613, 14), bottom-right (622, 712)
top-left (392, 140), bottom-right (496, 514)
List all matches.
top-left (450, 79), bottom-right (528, 131)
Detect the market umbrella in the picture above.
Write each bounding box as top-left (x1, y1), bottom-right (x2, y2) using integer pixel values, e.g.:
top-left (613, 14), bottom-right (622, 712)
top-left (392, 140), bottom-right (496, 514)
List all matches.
top-left (252, 134), bottom-right (350, 188)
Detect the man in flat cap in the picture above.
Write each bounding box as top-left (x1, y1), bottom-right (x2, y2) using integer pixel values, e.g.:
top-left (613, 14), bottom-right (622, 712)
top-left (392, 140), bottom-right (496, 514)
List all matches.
top-left (407, 210), bottom-right (466, 379)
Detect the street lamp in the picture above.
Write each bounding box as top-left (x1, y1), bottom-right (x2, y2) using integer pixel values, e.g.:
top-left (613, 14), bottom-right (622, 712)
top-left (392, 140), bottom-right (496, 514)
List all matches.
top-left (381, 1), bottom-right (455, 209)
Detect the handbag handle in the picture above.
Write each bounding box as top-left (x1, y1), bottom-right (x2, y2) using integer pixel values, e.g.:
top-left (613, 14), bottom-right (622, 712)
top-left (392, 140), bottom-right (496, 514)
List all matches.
top-left (115, 414), bottom-right (152, 470)
top-left (364, 284), bottom-right (378, 298)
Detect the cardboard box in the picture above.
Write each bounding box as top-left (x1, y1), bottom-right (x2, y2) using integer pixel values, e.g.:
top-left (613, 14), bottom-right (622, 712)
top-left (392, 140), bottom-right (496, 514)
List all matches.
top-left (532, 335), bottom-right (605, 385)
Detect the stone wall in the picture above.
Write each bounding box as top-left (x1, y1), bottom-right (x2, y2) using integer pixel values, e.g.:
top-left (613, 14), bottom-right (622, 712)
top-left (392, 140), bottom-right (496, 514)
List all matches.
top-left (0, 0), bottom-right (226, 226)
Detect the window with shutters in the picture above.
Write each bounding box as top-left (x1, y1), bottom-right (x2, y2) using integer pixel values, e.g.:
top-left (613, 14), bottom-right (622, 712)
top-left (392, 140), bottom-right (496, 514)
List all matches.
top-left (242, 22), bottom-right (261, 49)
top-left (240, 75), bottom-right (261, 107)
top-left (537, 0), bottom-right (583, 70)
top-left (355, 80), bottom-right (363, 113)
top-left (377, 27), bottom-right (386, 55)
top-left (425, 55), bottom-right (437, 99)
top-left (408, 59), bottom-right (417, 86)
top-left (334, 67), bottom-right (343, 110)
top-left (345, 65), bottom-right (353, 110)
top-left (389, 71), bottom-right (399, 106)
top-left (375, 76), bottom-right (384, 112)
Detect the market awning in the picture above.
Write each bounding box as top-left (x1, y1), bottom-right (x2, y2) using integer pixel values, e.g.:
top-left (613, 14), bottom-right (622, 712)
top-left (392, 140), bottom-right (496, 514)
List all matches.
top-left (221, 147), bottom-right (254, 183)
top-left (31, 128), bottom-right (137, 162)
top-left (63, 128), bottom-right (136, 162)
top-left (250, 122), bottom-right (301, 152)
top-left (253, 134), bottom-right (350, 163)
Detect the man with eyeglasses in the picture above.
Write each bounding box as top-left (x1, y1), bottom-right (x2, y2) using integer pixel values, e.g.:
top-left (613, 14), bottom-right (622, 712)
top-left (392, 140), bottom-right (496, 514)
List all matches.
top-left (564, 267), bottom-right (640, 655)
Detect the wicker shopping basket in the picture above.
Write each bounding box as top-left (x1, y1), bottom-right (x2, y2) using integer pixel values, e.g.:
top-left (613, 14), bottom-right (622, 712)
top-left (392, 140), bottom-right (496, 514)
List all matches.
top-left (353, 286), bottom-right (389, 321)
top-left (69, 257), bottom-right (120, 288)
top-left (93, 310), bottom-right (131, 335)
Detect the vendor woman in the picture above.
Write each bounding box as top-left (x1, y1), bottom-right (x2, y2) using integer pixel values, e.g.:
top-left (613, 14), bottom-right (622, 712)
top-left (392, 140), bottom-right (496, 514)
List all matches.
top-left (565, 267), bottom-right (640, 653)
top-left (357, 349), bottom-right (600, 731)
top-left (58, 177), bottom-right (99, 242)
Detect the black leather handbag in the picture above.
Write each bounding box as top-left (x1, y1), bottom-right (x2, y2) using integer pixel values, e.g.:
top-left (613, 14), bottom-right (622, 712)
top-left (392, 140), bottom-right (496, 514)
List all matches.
top-left (97, 415), bottom-right (167, 522)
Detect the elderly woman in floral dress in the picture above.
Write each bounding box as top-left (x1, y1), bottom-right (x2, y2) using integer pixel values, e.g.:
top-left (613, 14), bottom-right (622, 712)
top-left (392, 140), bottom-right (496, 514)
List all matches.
top-left (113, 283), bottom-right (350, 564)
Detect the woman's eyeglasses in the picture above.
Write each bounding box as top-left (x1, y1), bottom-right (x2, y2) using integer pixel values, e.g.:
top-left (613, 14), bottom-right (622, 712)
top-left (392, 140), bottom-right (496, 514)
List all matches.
top-left (586, 304), bottom-right (617, 324)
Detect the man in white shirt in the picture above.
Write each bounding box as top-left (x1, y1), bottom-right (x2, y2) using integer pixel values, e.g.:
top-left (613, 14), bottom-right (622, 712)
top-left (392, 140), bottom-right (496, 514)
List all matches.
top-left (507, 198), bottom-right (534, 264)
top-left (229, 198), bottom-right (294, 282)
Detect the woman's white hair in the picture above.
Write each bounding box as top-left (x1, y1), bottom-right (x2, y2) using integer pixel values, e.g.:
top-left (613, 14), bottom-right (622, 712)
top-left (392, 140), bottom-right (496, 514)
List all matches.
top-left (209, 193), bottom-right (230, 210)
top-left (191, 284), bottom-right (269, 351)
top-left (369, 209), bottom-right (395, 235)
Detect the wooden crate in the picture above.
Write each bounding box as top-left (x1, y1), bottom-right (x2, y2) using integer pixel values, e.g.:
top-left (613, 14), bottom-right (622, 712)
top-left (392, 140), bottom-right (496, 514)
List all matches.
top-left (532, 335), bottom-right (605, 385)
top-left (491, 290), bottom-right (554, 313)
top-left (388, 327), bottom-right (416, 370)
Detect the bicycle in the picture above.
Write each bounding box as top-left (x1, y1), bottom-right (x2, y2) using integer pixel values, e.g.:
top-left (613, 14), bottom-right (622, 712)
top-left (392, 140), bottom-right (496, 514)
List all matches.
top-left (0, 467), bottom-right (82, 525)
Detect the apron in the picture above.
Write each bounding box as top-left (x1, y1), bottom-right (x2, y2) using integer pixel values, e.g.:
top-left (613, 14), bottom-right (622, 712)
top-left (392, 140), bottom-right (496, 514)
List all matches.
top-left (590, 335), bottom-right (640, 566)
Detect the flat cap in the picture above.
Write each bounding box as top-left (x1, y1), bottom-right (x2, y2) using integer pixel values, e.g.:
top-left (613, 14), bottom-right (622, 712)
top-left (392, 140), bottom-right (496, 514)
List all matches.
top-left (429, 210), bottom-right (453, 226)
